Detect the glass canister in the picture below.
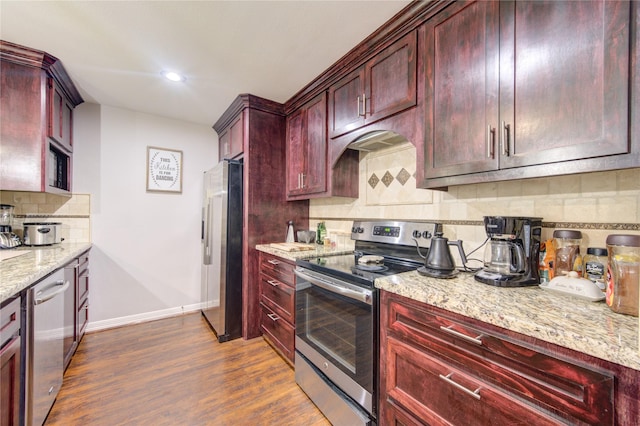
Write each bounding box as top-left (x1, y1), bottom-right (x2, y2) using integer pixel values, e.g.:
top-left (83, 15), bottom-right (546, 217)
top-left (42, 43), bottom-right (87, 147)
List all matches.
top-left (605, 234), bottom-right (640, 317)
top-left (553, 230), bottom-right (582, 277)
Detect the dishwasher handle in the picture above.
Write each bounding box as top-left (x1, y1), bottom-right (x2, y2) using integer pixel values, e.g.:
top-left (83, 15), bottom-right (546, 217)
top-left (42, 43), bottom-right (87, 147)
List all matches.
top-left (34, 280), bottom-right (70, 305)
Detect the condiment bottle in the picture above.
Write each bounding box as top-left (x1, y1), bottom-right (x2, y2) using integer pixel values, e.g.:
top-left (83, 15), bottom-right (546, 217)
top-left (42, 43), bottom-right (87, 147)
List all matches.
top-left (583, 247), bottom-right (607, 292)
top-left (605, 234), bottom-right (640, 317)
top-left (285, 221), bottom-right (295, 243)
top-left (316, 221), bottom-right (326, 245)
top-left (553, 230), bottom-right (582, 277)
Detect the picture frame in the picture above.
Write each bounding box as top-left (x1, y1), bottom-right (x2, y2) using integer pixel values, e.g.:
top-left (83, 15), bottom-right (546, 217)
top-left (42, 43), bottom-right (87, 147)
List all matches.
top-left (146, 146), bottom-right (183, 193)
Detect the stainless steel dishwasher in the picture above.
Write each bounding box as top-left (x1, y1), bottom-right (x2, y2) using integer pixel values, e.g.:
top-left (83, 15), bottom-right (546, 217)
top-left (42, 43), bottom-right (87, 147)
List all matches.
top-left (25, 268), bottom-right (70, 426)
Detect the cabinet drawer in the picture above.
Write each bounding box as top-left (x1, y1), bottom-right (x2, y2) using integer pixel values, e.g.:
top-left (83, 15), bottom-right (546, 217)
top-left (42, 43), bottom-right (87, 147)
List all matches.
top-left (259, 253), bottom-right (295, 286)
top-left (0, 297), bottom-right (20, 348)
top-left (260, 274), bottom-right (295, 325)
top-left (77, 271), bottom-right (89, 304)
top-left (260, 302), bottom-right (294, 362)
top-left (77, 298), bottom-right (88, 339)
top-left (385, 336), bottom-right (562, 426)
top-left (384, 295), bottom-right (613, 425)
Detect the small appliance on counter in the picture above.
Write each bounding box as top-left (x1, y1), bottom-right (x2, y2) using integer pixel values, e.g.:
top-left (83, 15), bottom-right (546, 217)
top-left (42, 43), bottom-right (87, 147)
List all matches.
top-left (0, 204), bottom-right (21, 249)
top-left (475, 216), bottom-right (543, 287)
top-left (416, 232), bottom-right (468, 278)
top-left (23, 222), bottom-right (64, 246)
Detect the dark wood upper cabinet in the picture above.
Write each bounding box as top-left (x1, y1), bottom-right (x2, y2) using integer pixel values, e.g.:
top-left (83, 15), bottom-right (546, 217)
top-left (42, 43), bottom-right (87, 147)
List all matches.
top-left (286, 93), bottom-right (328, 198)
top-left (329, 31), bottom-right (417, 139)
top-left (217, 114), bottom-right (243, 160)
top-left (0, 40), bottom-right (83, 194)
top-left (422, 0), bottom-right (637, 187)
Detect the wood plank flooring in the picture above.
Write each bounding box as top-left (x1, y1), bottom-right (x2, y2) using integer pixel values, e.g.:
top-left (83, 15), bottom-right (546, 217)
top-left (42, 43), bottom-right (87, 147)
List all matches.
top-left (45, 313), bottom-right (330, 426)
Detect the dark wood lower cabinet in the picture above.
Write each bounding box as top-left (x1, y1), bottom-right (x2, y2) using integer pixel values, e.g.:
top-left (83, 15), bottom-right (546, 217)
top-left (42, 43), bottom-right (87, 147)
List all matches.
top-left (379, 291), bottom-right (639, 425)
top-left (0, 296), bottom-right (21, 426)
top-left (259, 252), bottom-right (296, 364)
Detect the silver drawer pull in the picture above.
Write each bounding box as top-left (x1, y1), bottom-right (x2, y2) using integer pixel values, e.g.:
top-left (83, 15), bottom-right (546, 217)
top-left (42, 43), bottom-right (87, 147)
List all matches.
top-left (267, 313), bottom-right (279, 322)
top-left (440, 325), bottom-right (483, 345)
top-left (439, 373), bottom-right (481, 400)
top-left (267, 259), bottom-right (281, 265)
top-left (267, 280), bottom-right (279, 287)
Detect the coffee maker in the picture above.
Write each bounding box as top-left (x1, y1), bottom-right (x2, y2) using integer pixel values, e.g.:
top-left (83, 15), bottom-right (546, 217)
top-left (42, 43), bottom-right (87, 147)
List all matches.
top-left (474, 216), bottom-right (542, 287)
top-left (0, 204), bottom-right (21, 249)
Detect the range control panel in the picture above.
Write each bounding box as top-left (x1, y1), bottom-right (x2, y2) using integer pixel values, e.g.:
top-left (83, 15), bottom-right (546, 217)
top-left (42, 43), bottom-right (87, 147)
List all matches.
top-left (351, 221), bottom-right (440, 248)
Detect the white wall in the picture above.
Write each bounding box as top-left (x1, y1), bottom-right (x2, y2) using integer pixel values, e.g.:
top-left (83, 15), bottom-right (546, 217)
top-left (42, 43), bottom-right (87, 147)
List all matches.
top-left (74, 103), bottom-right (217, 329)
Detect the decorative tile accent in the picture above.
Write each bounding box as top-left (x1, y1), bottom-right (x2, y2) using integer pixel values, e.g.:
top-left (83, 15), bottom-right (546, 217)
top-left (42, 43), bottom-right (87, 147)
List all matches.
top-left (396, 168), bottom-right (411, 186)
top-left (382, 171), bottom-right (394, 187)
top-left (368, 173), bottom-right (380, 189)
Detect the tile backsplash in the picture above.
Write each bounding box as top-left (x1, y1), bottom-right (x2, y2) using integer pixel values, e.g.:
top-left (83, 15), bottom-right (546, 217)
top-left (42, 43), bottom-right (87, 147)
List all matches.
top-left (0, 191), bottom-right (91, 244)
top-left (310, 143), bottom-right (640, 261)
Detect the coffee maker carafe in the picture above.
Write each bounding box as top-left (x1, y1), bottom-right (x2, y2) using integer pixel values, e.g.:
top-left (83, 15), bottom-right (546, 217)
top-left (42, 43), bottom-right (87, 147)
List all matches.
top-left (474, 216), bottom-right (542, 287)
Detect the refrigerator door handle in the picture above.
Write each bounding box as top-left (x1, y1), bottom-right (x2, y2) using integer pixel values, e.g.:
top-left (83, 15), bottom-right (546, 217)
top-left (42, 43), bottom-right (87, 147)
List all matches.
top-left (203, 200), bottom-right (212, 265)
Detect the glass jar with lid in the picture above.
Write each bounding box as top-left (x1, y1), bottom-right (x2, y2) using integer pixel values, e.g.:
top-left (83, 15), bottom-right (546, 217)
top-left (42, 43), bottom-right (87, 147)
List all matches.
top-left (605, 234), bottom-right (640, 317)
top-left (583, 247), bottom-right (608, 292)
top-left (553, 230), bottom-right (582, 277)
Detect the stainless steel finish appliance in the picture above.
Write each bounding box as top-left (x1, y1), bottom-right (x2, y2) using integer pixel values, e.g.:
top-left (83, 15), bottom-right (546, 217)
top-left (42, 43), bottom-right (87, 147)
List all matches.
top-left (474, 216), bottom-right (543, 287)
top-left (26, 269), bottom-right (70, 426)
top-left (295, 220), bottom-right (438, 426)
top-left (201, 159), bottom-right (243, 342)
top-left (23, 223), bottom-right (63, 246)
top-left (0, 204), bottom-right (21, 249)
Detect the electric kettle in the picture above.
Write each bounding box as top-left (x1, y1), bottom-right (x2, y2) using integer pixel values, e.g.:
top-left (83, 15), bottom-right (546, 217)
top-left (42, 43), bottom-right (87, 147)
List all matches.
top-left (416, 232), bottom-right (468, 278)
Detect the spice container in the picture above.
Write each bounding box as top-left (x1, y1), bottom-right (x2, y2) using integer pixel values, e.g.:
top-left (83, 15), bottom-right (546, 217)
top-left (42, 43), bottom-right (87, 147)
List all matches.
top-left (583, 247), bottom-right (607, 292)
top-left (553, 230), bottom-right (582, 277)
top-left (605, 234), bottom-right (640, 317)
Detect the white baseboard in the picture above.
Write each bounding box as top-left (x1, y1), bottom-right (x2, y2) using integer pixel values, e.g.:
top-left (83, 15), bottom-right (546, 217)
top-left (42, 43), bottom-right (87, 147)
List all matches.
top-left (85, 302), bottom-right (204, 333)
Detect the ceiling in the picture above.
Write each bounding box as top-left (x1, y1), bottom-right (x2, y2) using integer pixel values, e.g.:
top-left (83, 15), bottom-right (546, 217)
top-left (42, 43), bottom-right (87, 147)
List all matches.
top-left (0, 0), bottom-right (412, 127)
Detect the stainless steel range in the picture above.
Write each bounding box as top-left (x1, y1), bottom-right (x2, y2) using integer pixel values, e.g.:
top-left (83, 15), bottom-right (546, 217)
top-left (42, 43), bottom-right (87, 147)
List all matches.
top-left (294, 220), bottom-right (439, 426)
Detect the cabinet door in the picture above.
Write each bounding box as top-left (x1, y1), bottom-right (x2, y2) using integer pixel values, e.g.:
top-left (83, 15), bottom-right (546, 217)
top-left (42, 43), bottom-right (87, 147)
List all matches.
top-left (365, 31), bottom-right (417, 124)
top-left (0, 298), bottom-right (21, 426)
top-left (218, 115), bottom-right (244, 160)
top-left (499, 0), bottom-right (631, 169)
top-left (48, 78), bottom-right (73, 152)
top-left (328, 67), bottom-right (365, 139)
top-left (424, 1), bottom-right (501, 179)
top-left (301, 93), bottom-right (327, 195)
top-left (218, 129), bottom-right (231, 160)
top-left (286, 109), bottom-right (305, 195)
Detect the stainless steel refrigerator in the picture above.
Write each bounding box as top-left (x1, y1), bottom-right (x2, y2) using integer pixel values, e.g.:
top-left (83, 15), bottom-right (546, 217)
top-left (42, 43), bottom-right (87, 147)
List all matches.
top-left (201, 159), bottom-right (243, 342)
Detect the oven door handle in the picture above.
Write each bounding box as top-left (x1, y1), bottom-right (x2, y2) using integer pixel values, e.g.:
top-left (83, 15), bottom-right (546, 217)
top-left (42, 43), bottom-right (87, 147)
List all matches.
top-left (294, 268), bottom-right (372, 305)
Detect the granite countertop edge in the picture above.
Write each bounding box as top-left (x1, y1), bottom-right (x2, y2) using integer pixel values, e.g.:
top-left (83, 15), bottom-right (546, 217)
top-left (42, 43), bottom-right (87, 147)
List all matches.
top-left (1, 242), bottom-right (93, 304)
top-left (376, 271), bottom-right (640, 372)
top-left (255, 243), bottom-right (353, 261)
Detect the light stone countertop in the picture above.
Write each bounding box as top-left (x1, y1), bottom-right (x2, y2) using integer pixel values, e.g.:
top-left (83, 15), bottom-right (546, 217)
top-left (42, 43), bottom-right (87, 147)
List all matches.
top-left (0, 242), bottom-right (92, 304)
top-left (376, 271), bottom-right (640, 371)
top-left (255, 243), bottom-right (353, 262)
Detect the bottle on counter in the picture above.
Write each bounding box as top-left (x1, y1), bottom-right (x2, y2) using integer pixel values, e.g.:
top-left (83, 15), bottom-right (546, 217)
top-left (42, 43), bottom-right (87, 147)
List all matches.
top-left (583, 247), bottom-right (607, 292)
top-left (316, 221), bottom-right (326, 245)
top-left (285, 221), bottom-right (295, 243)
top-left (605, 234), bottom-right (639, 317)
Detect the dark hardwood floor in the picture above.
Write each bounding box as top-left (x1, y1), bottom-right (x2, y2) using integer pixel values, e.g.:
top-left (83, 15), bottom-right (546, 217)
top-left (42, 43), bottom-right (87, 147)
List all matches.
top-left (45, 313), bottom-right (329, 426)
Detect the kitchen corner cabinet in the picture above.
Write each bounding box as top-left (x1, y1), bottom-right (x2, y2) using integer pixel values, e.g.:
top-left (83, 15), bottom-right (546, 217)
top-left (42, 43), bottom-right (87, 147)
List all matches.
top-left (380, 290), bottom-right (640, 425)
top-left (328, 31), bottom-right (417, 139)
top-left (1, 296), bottom-right (21, 426)
top-left (259, 252), bottom-right (296, 364)
top-left (0, 40), bottom-right (83, 194)
top-left (286, 92), bottom-right (328, 199)
top-left (421, 0), bottom-right (638, 188)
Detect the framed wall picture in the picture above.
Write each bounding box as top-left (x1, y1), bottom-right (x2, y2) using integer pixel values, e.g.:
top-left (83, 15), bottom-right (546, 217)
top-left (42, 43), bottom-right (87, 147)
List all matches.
top-left (146, 146), bottom-right (183, 193)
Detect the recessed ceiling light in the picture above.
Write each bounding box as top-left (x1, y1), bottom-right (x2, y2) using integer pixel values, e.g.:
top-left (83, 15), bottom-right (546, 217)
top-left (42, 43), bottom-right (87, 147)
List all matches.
top-left (161, 70), bottom-right (186, 82)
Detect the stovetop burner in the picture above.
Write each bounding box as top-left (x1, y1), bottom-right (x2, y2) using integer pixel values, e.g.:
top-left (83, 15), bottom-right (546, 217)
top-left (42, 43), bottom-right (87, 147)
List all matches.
top-left (296, 220), bottom-right (440, 287)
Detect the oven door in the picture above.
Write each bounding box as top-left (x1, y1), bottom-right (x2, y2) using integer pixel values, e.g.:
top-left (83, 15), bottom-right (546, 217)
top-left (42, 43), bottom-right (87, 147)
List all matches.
top-left (294, 267), bottom-right (374, 414)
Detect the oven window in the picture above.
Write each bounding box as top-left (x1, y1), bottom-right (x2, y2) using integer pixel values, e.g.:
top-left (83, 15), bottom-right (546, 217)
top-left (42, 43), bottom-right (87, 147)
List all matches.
top-left (296, 284), bottom-right (373, 393)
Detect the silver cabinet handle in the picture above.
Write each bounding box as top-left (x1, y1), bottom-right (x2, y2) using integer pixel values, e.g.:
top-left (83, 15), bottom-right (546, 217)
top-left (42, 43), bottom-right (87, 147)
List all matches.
top-left (35, 280), bottom-right (70, 305)
top-left (356, 96), bottom-right (362, 117)
top-left (501, 121), bottom-right (510, 156)
top-left (439, 373), bottom-right (481, 400)
top-left (440, 325), bottom-right (483, 345)
top-left (300, 173), bottom-right (305, 189)
top-left (267, 259), bottom-right (281, 265)
top-left (267, 280), bottom-right (279, 287)
top-left (487, 125), bottom-right (495, 158)
top-left (267, 313), bottom-right (279, 321)
top-left (361, 93), bottom-right (367, 117)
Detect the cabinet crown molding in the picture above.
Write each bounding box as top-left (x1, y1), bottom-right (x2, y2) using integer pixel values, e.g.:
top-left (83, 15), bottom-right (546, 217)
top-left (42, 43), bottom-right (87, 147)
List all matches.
top-left (213, 93), bottom-right (284, 134)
